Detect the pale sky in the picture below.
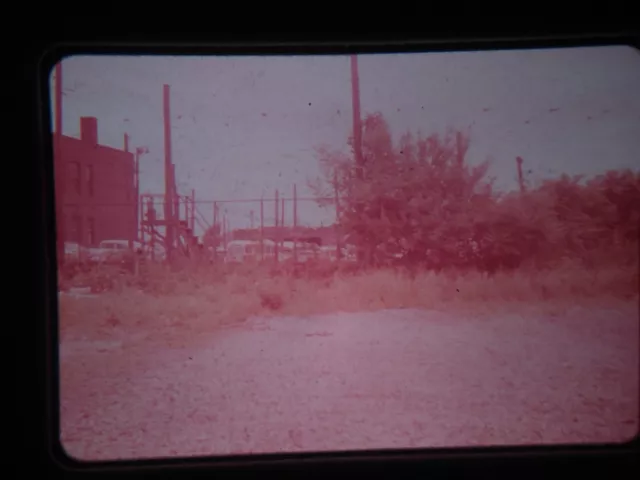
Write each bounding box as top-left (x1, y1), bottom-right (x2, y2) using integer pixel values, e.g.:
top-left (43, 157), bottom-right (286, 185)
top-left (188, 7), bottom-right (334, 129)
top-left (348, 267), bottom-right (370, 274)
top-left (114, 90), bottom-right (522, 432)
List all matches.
top-left (50, 45), bottom-right (640, 235)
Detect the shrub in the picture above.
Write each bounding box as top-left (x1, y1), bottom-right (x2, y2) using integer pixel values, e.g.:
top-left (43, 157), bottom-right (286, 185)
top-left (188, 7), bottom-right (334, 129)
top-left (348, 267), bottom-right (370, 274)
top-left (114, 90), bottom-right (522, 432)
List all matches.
top-left (310, 112), bottom-right (639, 275)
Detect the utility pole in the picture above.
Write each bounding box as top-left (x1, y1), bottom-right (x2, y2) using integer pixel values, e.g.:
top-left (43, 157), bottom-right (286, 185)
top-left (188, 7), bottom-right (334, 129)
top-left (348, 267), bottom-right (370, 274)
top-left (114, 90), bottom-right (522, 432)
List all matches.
top-left (133, 145), bottom-right (148, 242)
top-left (124, 133), bottom-right (135, 253)
top-left (140, 193), bottom-right (146, 248)
top-left (172, 164), bottom-right (179, 226)
top-left (516, 156), bottom-right (525, 194)
top-left (213, 201), bottom-right (218, 261)
top-left (249, 210), bottom-right (255, 229)
top-left (281, 196), bottom-right (285, 250)
top-left (274, 189), bottom-right (279, 263)
top-left (191, 189), bottom-right (196, 233)
top-left (171, 164), bottom-right (180, 253)
top-left (334, 170), bottom-right (342, 260)
top-left (260, 198), bottom-right (264, 261)
top-left (222, 211), bottom-right (227, 250)
top-left (184, 194), bottom-right (189, 228)
top-left (148, 197), bottom-right (156, 261)
top-left (126, 135), bottom-right (136, 272)
top-left (135, 154), bottom-right (140, 242)
top-left (163, 84), bottom-right (174, 261)
top-left (293, 184), bottom-right (298, 264)
top-left (351, 55), bottom-right (364, 179)
top-left (54, 62), bottom-right (64, 267)
top-left (350, 54), bottom-right (365, 265)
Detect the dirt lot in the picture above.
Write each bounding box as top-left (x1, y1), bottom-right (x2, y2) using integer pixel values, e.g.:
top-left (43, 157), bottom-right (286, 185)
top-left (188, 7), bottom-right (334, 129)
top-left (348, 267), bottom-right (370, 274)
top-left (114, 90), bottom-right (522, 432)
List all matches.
top-left (59, 305), bottom-right (638, 461)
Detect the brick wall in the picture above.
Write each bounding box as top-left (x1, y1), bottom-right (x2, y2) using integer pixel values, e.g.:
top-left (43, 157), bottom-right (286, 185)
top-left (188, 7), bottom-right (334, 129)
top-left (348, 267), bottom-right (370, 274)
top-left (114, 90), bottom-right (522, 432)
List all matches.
top-left (55, 118), bottom-right (136, 247)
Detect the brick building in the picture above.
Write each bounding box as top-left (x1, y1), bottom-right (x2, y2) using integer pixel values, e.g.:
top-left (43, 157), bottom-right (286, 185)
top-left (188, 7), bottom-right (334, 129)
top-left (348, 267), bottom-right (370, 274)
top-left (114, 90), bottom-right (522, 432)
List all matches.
top-left (55, 116), bottom-right (136, 248)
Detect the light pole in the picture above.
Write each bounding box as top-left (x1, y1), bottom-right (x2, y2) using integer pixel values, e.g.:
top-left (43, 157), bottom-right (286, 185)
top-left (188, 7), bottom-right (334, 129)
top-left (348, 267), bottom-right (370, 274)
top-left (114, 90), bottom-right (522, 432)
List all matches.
top-left (135, 146), bottom-right (149, 242)
top-left (350, 54), bottom-right (364, 264)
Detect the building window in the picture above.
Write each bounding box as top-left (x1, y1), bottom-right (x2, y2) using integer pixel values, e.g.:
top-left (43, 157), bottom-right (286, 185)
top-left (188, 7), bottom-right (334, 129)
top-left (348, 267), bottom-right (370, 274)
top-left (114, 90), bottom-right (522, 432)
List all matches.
top-left (86, 165), bottom-right (94, 197)
top-left (69, 162), bottom-right (81, 195)
top-left (87, 217), bottom-right (96, 246)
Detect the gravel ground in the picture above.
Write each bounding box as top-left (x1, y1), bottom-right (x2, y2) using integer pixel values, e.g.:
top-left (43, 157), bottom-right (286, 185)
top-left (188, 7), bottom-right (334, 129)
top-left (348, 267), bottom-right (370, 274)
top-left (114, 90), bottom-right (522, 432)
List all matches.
top-left (59, 306), bottom-right (638, 461)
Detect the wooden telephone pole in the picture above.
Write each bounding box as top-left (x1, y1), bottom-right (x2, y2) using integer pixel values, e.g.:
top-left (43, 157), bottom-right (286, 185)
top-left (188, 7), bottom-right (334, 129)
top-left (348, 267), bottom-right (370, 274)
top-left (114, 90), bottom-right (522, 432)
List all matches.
top-left (190, 189), bottom-right (196, 232)
top-left (163, 84), bottom-right (174, 261)
top-left (516, 156), bottom-right (525, 194)
top-left (281, 195), bottom-right (285, 251)
top-left (350, 54), bottom-right (364, 264)
top-left (274, 189), bottom-right (279, 263)
top-left (351, 55), bottom-right (363, 177)
top-left (334, 170), bottom-right (342, 260)
top-left (260, 198), bottom-right (264, 261)
top-left (212, 201), bottom-right (218, 261)
top-left (293, 184), bottom-right (298, 263)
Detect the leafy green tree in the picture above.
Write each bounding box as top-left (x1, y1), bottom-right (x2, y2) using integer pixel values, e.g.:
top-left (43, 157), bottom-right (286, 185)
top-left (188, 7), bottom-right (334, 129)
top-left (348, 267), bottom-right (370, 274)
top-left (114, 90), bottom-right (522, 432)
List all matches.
top-left (311, 111), bottom-right (639, 274)
top-left (311, 112), bottom-right (493, 269)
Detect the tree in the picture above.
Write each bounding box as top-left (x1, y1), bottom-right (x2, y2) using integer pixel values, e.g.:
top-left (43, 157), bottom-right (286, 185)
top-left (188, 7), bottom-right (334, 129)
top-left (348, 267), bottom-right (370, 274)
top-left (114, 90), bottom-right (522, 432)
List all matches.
top-left (310, 112), bottom-right (493, 269)
top-left (311, 111), bottom-right (639, 274)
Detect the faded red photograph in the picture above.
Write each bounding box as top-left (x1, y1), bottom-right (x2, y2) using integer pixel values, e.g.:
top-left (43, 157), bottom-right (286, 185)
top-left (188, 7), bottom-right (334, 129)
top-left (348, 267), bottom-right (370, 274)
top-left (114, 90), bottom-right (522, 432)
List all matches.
top-left (52, 46), bottom-right (639, 461)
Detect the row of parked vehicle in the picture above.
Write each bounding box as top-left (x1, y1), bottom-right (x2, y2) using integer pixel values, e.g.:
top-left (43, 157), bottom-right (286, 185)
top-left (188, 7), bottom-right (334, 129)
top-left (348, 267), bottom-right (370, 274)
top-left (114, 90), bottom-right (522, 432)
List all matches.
top-left (63, 238), bottom-right (359, 267)
top-left (63, 240), bottom-right (166, 264)
top-left (219, 240), bottom-right (357, 264)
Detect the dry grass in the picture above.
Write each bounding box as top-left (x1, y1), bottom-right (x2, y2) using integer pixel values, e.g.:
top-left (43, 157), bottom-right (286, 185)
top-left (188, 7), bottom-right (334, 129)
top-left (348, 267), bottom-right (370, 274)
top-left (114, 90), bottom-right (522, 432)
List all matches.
top-left (58, 258), bottom-right (639, 350)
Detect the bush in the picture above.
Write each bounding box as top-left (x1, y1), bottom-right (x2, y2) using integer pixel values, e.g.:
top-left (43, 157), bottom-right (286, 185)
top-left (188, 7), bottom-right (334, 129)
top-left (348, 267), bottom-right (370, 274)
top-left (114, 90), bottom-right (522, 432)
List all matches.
top-left (310, 112), bottom-right (640, 275)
